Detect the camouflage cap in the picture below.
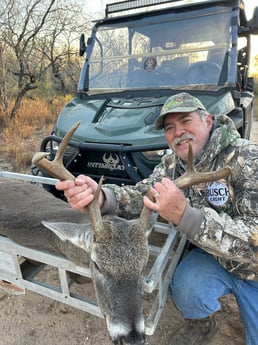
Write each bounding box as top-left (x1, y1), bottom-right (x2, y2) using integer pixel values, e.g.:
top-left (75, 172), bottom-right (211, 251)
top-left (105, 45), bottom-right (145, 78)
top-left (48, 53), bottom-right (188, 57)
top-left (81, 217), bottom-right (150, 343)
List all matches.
top-left (154, 92), bottom-right (207, 130)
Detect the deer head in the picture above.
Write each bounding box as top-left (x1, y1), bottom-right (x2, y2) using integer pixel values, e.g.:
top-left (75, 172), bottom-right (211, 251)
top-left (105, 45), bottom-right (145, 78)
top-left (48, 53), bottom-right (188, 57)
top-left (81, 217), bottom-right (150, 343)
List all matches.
top-left (32, 123), bottom-right (154, 344)
top-left (32, 122), bottom-right (231, 345)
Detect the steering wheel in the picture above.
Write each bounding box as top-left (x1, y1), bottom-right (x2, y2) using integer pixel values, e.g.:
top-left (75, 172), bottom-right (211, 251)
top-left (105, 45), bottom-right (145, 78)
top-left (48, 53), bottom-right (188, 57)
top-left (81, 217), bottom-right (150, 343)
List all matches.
top-left (186, 62), bottom-right (221, 84)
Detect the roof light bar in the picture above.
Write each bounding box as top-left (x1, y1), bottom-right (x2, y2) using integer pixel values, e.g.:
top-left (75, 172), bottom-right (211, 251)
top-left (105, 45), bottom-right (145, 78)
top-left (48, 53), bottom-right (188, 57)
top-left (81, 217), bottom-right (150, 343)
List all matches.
top-left (106, 0), bottom-right (181, 16)
top-left (105, 0), bottom-right (224, 17)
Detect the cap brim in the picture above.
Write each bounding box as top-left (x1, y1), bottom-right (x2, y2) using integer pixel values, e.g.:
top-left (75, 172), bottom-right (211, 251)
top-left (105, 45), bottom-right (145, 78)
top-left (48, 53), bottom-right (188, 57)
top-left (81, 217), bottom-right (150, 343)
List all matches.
top-left (154, 106), bottom-right (198, 130)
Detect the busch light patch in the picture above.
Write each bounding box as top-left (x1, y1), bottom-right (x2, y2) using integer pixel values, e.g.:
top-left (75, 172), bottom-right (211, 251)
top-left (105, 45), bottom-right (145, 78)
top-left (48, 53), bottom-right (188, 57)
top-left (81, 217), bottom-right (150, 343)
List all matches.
top-left (207, 181), bottom-right (229, 206)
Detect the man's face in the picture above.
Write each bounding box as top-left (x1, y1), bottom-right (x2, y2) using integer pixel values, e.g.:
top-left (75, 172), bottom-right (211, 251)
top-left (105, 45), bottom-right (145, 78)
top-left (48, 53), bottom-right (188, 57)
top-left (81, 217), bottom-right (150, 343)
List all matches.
top-left (163, 111), bottom-right (213, 161)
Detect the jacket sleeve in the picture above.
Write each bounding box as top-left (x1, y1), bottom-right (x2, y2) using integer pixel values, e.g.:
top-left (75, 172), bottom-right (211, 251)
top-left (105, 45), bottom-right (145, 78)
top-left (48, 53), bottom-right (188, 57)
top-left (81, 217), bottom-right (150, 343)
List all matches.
top-left (101, 154), bottom-right (170, 219)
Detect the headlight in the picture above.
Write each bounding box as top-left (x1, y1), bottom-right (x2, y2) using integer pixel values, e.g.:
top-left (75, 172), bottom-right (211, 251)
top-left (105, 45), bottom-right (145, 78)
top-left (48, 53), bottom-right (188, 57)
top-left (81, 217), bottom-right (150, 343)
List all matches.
top-left (50, 140), bottom-right (79, 165)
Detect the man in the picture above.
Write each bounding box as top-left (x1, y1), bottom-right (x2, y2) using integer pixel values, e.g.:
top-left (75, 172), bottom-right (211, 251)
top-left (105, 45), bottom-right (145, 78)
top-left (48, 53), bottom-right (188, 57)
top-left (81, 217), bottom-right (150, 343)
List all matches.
top-left (56, 92), bottom-right (258, 345)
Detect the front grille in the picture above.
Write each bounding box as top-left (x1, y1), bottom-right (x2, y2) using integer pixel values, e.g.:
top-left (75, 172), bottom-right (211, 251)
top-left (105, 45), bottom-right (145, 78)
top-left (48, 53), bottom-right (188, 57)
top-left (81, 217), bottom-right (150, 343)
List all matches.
top-left (67, 151), bottom-right (138, 185)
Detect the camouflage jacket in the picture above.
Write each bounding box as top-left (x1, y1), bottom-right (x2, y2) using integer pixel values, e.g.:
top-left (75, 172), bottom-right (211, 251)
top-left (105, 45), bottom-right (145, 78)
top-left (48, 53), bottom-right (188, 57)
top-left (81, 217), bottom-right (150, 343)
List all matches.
top-left (102, 114), bottom-right (258, 281)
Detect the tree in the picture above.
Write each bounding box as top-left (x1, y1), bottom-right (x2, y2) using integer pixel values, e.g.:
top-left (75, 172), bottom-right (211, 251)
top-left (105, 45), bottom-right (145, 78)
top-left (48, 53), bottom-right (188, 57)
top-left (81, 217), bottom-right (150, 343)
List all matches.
top-left (0, 42), bottom-right (10, 110)
top-left (0, 0), bottom-right (91, 119)
top-left (1, 0), bottom-right (57, 118)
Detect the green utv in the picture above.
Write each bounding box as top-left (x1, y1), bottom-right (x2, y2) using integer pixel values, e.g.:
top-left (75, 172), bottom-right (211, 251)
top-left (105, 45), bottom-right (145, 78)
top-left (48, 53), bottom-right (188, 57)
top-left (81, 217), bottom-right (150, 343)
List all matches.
top-left (33, 0), bottom-right (258, 198)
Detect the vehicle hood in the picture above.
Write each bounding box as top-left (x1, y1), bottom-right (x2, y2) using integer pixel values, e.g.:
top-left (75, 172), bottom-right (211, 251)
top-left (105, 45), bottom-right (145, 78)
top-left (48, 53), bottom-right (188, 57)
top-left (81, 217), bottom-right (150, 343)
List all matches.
top-left (55, 91), bottom-right (236, 145)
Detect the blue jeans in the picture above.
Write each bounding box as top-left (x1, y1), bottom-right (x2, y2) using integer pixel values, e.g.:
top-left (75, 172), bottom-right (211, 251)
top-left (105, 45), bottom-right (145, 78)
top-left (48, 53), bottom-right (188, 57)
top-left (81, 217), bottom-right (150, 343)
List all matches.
top-left (170, 248), bottom-right (258, 345)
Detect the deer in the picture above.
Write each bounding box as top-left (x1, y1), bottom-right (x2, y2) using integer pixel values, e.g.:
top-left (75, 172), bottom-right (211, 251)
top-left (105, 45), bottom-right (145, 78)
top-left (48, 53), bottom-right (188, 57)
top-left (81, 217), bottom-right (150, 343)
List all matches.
top-left (0, 121), bottom-right (231, 345)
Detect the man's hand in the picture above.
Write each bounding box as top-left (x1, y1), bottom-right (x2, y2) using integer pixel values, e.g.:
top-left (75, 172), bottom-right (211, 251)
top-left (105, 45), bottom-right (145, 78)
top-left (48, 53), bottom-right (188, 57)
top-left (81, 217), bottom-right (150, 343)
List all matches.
top-left (143, 177), bottom-right (187, 225)
top-left (55, 175), bottom-right (104, 211)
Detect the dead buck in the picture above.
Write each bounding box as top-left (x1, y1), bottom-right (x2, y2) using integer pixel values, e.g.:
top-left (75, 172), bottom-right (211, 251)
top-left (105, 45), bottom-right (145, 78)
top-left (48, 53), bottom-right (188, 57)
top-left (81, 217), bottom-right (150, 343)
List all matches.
top-left (0, 122), bottom-right (231, 345)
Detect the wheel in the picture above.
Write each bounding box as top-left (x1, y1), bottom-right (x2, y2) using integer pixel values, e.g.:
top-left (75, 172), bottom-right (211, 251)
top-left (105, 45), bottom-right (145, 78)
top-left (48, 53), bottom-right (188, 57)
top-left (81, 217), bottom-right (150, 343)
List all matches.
top-left (186, 62), bottom-right (221, 84)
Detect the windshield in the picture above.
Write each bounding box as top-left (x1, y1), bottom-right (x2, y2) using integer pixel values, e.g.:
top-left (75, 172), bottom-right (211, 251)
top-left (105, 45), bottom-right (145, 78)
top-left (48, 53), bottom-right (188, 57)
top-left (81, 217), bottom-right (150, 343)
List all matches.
top-left (84, 5), bottom-right (235, 91)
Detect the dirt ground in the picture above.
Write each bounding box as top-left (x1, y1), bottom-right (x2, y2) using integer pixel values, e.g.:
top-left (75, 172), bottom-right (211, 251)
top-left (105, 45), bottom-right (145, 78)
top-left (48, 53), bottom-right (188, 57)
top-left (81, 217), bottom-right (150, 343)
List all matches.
top-left (0, 119), bottom-right (257, 345)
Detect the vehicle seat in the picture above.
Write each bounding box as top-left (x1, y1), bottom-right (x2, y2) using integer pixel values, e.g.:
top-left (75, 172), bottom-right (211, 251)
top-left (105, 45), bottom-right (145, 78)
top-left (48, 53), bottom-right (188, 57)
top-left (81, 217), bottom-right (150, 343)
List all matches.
top-left (159, 57), bottom-right (189, 85)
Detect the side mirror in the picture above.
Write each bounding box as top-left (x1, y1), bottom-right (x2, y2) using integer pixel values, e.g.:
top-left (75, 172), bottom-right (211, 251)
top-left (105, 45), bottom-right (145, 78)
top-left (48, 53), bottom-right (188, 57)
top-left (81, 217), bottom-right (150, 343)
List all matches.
top-left (248, 7), bottom-right (258, 35)
top-left (79, 33), bottom-right (86, 56)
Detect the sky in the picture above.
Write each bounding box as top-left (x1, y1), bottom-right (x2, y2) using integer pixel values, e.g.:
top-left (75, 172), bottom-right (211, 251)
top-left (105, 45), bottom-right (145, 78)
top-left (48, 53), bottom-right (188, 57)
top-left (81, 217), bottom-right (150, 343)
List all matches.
top-left (244, 1), bottom-right (258, 72)
top-left (90, 0), bottom-right (258, 73)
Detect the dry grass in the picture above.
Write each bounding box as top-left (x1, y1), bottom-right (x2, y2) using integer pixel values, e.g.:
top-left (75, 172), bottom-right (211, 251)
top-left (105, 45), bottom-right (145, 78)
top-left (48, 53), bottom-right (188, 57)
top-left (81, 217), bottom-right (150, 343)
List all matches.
top-left (0, 96), bottom-right (71, 172)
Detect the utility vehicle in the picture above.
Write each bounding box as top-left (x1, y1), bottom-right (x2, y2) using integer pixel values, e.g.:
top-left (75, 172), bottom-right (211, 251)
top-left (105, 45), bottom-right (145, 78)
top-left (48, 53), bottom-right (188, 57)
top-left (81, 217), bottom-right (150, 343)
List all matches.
top-left (32, 0), bottom-right (258, 198)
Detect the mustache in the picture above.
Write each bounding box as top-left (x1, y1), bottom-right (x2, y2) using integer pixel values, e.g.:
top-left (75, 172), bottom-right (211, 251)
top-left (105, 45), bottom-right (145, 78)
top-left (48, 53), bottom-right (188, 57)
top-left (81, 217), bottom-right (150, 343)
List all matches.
top-left (172, 133), bottom-right (195, 147)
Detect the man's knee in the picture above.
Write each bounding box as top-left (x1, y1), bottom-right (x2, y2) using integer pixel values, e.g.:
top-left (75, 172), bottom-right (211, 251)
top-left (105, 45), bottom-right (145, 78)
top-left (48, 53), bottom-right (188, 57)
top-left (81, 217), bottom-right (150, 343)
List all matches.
top-left (170, 260), bottom-right (207, 312)
top-left (169, 248), bottom-right (231, 318)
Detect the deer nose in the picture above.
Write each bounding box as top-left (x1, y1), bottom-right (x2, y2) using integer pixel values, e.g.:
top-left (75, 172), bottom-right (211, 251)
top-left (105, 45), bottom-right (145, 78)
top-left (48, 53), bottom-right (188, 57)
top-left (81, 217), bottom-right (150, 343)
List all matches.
top-left (113, 330), bottom-right (145, 345)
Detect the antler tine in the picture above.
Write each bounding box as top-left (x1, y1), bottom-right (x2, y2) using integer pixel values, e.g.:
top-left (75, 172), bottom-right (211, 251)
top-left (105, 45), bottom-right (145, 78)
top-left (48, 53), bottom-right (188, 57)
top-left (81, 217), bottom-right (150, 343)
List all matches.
top-left (88, 176), bottom-right (105, 240)
top-left (32, 121), bottom-right (81, 181)
top-left (187, 141), bottom-right (194, 172)
top-left (174, 143), bottom-right (231, 189)
top-left (32, 122), bottom-right (105, 241)
top-left (139, 187), bottom-right (154, 226)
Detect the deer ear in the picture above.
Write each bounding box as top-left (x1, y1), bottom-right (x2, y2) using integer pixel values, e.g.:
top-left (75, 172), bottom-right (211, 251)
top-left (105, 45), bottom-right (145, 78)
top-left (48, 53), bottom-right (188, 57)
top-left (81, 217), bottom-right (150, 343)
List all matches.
top-left (42, 221), bottom-right (92, 252)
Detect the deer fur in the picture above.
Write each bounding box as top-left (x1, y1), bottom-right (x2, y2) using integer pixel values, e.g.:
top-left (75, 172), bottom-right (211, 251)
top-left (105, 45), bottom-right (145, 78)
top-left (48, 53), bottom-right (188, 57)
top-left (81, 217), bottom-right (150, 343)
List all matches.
top-left (0, 179), bottom-right (155, 345)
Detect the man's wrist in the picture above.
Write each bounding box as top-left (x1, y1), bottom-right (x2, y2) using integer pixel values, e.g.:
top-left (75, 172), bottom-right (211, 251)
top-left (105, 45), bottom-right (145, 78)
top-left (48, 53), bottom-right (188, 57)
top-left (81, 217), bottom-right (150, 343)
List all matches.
top-left (99, 189), bottom-right (105, 208)
top-left (176, 203), bottom-right (204, 238)
top-left (100, 187), bottom-right (117, 214)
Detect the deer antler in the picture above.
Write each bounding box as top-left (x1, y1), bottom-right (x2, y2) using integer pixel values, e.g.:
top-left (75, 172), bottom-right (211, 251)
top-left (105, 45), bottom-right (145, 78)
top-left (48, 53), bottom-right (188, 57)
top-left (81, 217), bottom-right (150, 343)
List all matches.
top-left (32, 121), bottom-right (81, 181)
top-left (174, 143), bottom-right (231, 189)
top-left (136, 144), bottom-right (231, 241)
top-left (88, 175), bottom-right (105, 240)
top-left (32, 122), bottom-right (106, 240)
